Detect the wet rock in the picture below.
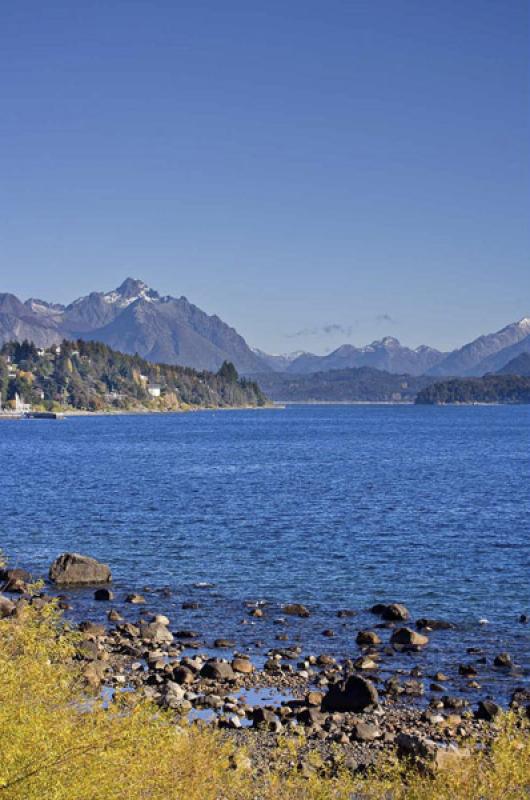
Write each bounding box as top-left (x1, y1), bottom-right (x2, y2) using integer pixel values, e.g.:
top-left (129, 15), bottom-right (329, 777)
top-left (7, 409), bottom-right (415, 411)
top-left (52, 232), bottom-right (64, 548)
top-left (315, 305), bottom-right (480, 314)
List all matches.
top-left (322, 629), bottom-right (335, 637)
top-left (476, 699), bottom-right (501, 721)
top-left (458, 664), bottom-right (478, 677)
top-left (391, 627), bottom-right (429, 649)
top-left (175, 630), bottom-right (199, 639)
top-left (354, 656), bottom-right (379, 671)
top-left (249, 608), bottom-right (263, 618)
top-left (49, 553), bottom-right (112, 586)
top-left (337, 609), bottom-right (357, 618)
top-left (94, 588), bottom-right (114, 601)
top-left (200, 659), bottom-right (236, 682)
top-left (493, 652), bottom-right (512, 668)
top-left (107, 609), bottom-right (122, 622)
top-left (356, 630), bottom-right (381, 646)
top-left (352, 722), bottom-right (382, 742)
top-left (322, 675), bottom-right (379, 713)
top-left (381, 603), bottom-right (410, 621)
top-left (282, 603), bottom-right (310, 618)
top-left (519, 614), bottom-right (529, 624)
top-left (214, 638), bottom-right (235, 648)
top-left (316, 654), bottom-right (336, 666)
top-left (182, 601), bottom-right (201, 610)
top-left (0, 595), bottom-right (16, 618)
top-left (1, 567), bottom-right (31, 593)
top-left (416, 618), bottom-right (454, 630)
top-left (125, 594), bottom-right (146, 604)
top-left (152, 614), bottom-right (170, 626)
top-left (433, 672), bottom-right (449, 682)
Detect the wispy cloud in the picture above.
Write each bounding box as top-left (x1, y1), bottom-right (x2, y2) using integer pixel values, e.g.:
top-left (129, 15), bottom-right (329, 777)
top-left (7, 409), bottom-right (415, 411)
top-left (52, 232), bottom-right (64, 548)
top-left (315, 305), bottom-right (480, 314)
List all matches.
top-left (286, 323), bottom-right (354, 339)
top-left (376, 313), bottom-right (397, 324)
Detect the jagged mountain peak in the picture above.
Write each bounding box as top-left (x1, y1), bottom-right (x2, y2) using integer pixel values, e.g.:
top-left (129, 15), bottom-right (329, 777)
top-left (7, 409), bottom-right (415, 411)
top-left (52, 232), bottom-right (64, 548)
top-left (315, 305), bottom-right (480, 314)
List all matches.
top-left (103, 278), bottom-right (160, 308)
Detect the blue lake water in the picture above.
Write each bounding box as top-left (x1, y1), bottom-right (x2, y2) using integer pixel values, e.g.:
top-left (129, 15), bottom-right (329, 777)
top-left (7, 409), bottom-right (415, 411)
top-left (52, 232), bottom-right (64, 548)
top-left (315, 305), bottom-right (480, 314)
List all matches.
top-left (1, 404), bottom-right (529, 703)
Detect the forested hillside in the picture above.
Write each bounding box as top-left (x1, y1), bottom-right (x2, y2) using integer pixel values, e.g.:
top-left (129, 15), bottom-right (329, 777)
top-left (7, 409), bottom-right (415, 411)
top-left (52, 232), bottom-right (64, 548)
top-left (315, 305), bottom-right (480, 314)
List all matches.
top-left (251, 367), bottom-right (433, 402)
top-left (415, 374), bottom-right (530, 404)
top-left (0, 339), bottom-right (267, 412)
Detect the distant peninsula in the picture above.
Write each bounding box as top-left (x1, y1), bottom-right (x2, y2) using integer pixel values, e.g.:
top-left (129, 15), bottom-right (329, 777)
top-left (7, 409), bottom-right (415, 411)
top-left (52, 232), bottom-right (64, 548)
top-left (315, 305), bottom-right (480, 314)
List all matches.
top-left (415, 374), bottom-right (530, 405)
top-left (0, 339), bottom-right (268, 414)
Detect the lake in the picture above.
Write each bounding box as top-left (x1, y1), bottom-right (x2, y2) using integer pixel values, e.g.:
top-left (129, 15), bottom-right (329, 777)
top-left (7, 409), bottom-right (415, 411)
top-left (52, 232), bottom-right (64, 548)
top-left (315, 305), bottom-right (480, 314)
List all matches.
top-left (1, 404), bottom-right (529, 703)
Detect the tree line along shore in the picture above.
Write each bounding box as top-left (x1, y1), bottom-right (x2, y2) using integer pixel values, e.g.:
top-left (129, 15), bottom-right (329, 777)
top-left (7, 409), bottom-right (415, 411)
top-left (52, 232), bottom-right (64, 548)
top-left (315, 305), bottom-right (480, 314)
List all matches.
top-left (0, 339), bottom-right (268, 414)
top-left (0, 551), bottom-right (529, 799)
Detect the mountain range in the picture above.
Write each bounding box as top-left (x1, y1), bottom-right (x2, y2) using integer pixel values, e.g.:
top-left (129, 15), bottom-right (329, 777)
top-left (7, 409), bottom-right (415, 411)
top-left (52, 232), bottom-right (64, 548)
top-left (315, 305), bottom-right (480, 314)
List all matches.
top-left (0, 278), bottom-right (529, 379)
top-left (0, 279), bottom-right (267, 374)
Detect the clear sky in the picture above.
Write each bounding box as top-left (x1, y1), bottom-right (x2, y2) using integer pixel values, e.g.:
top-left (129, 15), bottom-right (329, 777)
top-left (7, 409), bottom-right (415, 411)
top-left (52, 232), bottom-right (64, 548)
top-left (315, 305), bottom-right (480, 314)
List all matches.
top-left (1, 0), bottom-right (528, 354)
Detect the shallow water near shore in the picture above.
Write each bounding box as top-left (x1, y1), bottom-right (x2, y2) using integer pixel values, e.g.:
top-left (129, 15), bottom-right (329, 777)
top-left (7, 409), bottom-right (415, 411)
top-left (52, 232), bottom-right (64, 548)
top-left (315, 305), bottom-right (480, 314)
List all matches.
top-left (1, 404), bottom-right (529, 704)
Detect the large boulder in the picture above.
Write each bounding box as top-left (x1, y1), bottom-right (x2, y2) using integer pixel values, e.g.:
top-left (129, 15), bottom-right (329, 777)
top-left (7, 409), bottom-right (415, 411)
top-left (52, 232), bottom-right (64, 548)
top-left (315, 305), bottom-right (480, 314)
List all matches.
top-left (200, 659), bottom-right (236, 682)
top-left (391, 627), bottom-right (429, 649)
top-left (139, 622), bottom-right (174, 644)
top-left (282, 603), bottom-right (310, 617)
top-left (356, 630), bottom-right (381, 646)
top-left (382, 603), bottom-right (410, 621)
top-left (49, 553), bottom-right (111, 586)
top-left (322, 675), bottom-right (379, 713)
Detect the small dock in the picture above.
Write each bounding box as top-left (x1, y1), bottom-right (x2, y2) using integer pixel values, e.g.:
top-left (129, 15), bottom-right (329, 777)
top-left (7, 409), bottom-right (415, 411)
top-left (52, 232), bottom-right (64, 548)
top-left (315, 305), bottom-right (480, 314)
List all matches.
top-left (24, 411), bottom-right (66, 420)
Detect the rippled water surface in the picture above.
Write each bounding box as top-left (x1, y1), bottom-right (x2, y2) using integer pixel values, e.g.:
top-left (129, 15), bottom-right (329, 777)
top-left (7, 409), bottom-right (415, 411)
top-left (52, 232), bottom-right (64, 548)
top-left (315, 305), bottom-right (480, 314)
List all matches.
top-left (1, 404), bottom-right (529, 702)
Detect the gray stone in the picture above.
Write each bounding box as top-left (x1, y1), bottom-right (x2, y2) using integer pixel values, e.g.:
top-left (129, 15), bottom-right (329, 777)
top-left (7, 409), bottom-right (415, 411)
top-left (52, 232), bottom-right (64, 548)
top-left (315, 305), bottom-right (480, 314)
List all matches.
top-left (476, 700), bottom-right (501, 721)
top-left (200, 659), bottom-right (236, 681)
top-left (352, 722), bottom-right (382, 741)
top-left (282, 603), bottom-right (310, 617)
top-left (391, 627), bottom-right (429, 649)
top-left (49, 553), bottom-right (111, 586)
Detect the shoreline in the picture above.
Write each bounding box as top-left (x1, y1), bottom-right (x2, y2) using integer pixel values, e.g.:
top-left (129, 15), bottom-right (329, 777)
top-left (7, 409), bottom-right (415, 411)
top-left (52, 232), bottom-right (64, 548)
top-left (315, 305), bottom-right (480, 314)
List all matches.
top-left (2, 552), bottom-right (528, 772)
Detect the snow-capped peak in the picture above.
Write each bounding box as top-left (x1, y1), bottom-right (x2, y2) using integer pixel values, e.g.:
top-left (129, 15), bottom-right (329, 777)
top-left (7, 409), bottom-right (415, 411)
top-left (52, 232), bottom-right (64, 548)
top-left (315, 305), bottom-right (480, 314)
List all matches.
top-left (103, 278), bottom-right (160, 308)
top-left (25, 298), bottom-right (65, 315)
top-left (516, 316), bottom-right (530, 329)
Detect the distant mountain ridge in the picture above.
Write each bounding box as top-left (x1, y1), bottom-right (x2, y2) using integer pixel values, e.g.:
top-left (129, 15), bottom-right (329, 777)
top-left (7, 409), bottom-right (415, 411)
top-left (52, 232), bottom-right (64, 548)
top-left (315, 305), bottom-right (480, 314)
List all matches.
top-left (0, 278), bottom-right (528, 379)
top-left (283, 337), bottom-right (445, 377)
top-left (426, 317), bottom-right (530, 376)
top-left (0, 279), bottom-right (270, 374)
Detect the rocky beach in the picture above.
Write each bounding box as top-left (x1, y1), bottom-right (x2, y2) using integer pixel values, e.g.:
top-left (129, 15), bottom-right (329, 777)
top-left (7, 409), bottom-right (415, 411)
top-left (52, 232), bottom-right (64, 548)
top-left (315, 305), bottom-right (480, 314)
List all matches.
top-left (2, 552), bottom-right (528, 779)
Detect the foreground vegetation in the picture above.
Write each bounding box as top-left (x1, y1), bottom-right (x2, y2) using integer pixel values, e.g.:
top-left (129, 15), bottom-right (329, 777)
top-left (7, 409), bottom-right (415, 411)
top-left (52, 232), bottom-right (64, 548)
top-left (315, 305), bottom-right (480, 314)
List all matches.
top-left (0, 600), bottom-right (528, 799)
top-left (0, 339), bottom-right (267, 411)
top-left (415, 374), bottom-right (530, 405)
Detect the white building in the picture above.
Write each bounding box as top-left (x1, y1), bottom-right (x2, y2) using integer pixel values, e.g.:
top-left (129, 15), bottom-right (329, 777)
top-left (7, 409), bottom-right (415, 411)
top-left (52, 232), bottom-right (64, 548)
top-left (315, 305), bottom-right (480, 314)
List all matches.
top-left (15, 393), bottom-right (32, 413)
top-left (147, 384), bottom-right (161, 398)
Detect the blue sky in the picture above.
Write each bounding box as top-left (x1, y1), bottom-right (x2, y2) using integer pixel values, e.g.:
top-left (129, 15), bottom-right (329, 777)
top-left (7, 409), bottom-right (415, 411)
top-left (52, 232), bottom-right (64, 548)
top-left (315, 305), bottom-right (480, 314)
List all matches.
top-left (1, 0), bottom-right (528, 354)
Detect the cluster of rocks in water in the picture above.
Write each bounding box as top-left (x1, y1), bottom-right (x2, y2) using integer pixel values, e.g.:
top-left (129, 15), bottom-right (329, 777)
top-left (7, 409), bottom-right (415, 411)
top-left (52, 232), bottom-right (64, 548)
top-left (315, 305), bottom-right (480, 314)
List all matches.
top-left (1, 553), bottom-right (529, 774)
